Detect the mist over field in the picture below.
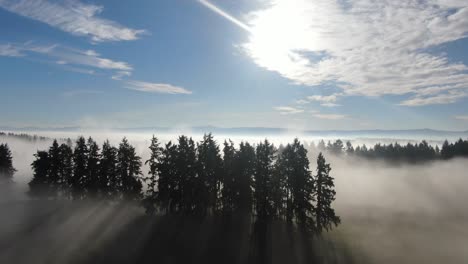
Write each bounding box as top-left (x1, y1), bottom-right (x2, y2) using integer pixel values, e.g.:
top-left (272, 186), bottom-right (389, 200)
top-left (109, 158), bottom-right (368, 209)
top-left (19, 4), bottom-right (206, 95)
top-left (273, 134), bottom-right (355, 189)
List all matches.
top-left (1, 131), bottom-right (468, 263)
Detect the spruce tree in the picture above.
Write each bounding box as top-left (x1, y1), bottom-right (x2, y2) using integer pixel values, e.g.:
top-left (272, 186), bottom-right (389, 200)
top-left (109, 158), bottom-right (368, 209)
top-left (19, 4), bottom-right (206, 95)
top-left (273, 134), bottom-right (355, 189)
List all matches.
top-left (0, 143), bottom-right (16, 180)
top-left (222, 140), bottom-right (237, 214)
top-left (100, 140), bottom-right (119, 198)
top-left (197, 133), bottom-right (222, 213)
top-left (176, 136), bottom-right (198, 214)
top-left (72, 136), bottom-right (88, 199)
top-left (47, 140), bottom-right (61, 197)
top-left (253, 139), bottom-right (276, 219)
top-left (29, 151), bottom-right (50, 197)
top-left (158, 141), bottom-right (178, 213)
top-left (143, 135), bottom-right (163, 214)
top-left (118, 138), bottom-right (143, 200)
top-left (314, 153), bottom-right (340, 233)
top-left (58, 143), bottom-right (73, 198)
top-left (236, 142), bottom-right (255, 214)
top-left (86, 137), bottom-right (101, 197)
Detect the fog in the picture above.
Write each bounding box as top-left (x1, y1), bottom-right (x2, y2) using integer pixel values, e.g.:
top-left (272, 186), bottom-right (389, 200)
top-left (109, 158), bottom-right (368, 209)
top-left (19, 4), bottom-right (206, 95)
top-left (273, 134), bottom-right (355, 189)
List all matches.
top-left (1, 131), bottom-right (468, 263)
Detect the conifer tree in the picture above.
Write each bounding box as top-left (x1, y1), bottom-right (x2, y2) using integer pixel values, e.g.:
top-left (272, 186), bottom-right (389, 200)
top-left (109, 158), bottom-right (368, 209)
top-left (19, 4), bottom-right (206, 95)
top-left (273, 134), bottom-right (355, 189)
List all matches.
top-left (47, 140), bottom-right (61, 197)
top-left (177, 136), bottom-right (198, 214)
top-left (253, 139), bottom-right (276, 219)
top-left (314, 153), bottom-right (340, 233)
top-left (58, 143), bottom-right (73, 198)
top-left (72, 136), bottom-right (88, 199)
top-left (158, 141), bottom-right (177, 213)
top-left (118, 138), bottom-right (143, 200)
top-left (143, 135), bottom-right (163, 214)
top-left (29, 151), bottom-right (50, 197)
top-left (197, 133), bottom-right (222, 213)
top-left (86, 137), bottom-right (101, 197)
top-left (221, 140), bottom-right (237, 214)
top-left (99, 140), bottom-right (119, 198)
top-left (236, 142), bottom-right (255, 214)
top-left (0, 143), bottom-right (16, 180)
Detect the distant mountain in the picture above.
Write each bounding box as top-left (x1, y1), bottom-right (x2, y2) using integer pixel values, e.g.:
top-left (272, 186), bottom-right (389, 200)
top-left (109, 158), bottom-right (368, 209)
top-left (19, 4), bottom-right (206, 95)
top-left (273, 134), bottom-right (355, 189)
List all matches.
top-left (2, 126), bottom-right (467, 139)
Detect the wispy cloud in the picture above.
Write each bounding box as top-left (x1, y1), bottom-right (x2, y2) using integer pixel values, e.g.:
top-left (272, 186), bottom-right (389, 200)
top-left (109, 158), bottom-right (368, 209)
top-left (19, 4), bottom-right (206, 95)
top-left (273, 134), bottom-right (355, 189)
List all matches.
top-left (312, 113), bottom-right (347, 120)
top-left (454, 115), bottom-right (468, 121)
top-left (306, 93), bottom-right (342, 107)
top-left (0, 0), bottom-right (146, 42)
top-left (62, 90), bottom-right (104, 97)
top-left (0, 42), bottom-right (132, 74)
top-left (274, 106), bottom-right (304, 114)
top-left (400, 90), bottom-right (468, 106)
top-left (0, 44), bottom-right (24, 57)
top-left (238, 0), bottom-right (468, 106)
top-left (126, 81), bottom-right (192, 95)
top-left (111, 71), bottom-right (131, 80)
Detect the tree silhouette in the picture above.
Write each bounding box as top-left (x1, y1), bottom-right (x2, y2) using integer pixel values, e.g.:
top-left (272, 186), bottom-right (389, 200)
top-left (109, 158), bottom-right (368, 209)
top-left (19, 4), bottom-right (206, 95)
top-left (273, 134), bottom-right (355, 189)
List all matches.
top-left (86, 137), bottom-right (101, 197)
top-left (221, 140), bottom-right (237, 214)
top-left (235, 142), bottom-right (255, 214)
top-left (253, 139), bottom-right (276, 219)
top-left (100, 140), bottom-right (119, 198)
top-left (197, 134), bottom-right (223, 214)
top-left (277, 139), bottom-right (315, 228)
top-left (143, 136), bottom-right (163, 214)
top-left (58, 142), bottom-right (73, 198)
top-left (314, 153), bottom-right (340, 233)
top-left (29, 151), bottom-right (50, 197)
top-left (47, 140), bottom-right (61, 197)
top-left (118, 138), bottom-right (143, 200)
top-left (0, 143), bottom-right (16, 180)
top-left (158, 141), bottom-right (178, 214)
top-left (71, 136), bottom-right (88, 199)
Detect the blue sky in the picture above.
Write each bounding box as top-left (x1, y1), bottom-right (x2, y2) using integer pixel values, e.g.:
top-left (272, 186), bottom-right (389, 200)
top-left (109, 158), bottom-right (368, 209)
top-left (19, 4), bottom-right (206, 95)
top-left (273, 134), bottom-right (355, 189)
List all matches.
top-left (1, 0), bottom-right (468, 130)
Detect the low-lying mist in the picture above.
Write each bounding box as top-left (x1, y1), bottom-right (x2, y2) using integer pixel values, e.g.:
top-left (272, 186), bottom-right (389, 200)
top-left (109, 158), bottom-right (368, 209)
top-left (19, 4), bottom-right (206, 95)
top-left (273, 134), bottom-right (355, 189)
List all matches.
top-left (1, 131), bottom-right (468, 263)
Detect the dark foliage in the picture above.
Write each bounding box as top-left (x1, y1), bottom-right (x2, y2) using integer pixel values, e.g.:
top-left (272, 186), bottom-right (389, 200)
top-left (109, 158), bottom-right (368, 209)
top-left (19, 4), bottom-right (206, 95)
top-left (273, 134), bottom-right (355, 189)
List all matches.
top-left (0, 143), bottom-right (16, 179)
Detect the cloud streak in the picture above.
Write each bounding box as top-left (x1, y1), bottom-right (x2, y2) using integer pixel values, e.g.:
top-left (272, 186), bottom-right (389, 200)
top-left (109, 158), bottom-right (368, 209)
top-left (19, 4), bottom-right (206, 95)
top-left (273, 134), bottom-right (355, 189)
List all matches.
top-left (0, 0), bottom-right (146, 42)
top-left (126, 81), bottom-right (192, 95)
top-left (274, 106), bottom-right (304, 114)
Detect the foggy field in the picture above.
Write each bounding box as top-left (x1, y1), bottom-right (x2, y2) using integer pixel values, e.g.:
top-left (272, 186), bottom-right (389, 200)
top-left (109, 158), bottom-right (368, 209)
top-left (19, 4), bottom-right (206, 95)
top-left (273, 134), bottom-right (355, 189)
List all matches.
top-left (1, 133), bottom-right (468, 263)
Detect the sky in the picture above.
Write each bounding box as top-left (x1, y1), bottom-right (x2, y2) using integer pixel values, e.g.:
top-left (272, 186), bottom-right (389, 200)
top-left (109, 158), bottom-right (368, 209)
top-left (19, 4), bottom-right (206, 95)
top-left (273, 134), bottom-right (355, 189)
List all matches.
top-left (1, 0), bottom-right (468, 131)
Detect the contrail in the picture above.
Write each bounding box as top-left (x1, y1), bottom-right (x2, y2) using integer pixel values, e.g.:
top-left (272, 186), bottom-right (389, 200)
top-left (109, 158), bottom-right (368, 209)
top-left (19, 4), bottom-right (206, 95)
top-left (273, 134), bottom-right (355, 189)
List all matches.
top-left (198, 0), bottom-right (252, 33)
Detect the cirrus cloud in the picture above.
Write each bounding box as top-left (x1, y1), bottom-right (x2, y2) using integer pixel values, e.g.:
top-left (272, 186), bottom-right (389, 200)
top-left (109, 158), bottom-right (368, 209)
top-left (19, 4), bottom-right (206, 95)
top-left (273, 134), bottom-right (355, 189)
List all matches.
top-left (241, 0), bottom-right (468, 106)
top-left (126, 81), bottom-right (192, 95)
top-left (0, 0), bottom-right (146, 42)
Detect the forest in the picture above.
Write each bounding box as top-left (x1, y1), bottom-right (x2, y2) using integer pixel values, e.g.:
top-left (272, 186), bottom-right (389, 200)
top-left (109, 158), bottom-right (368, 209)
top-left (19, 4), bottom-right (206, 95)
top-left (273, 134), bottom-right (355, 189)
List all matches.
top-left (0, 134), bottom-right (340, 233)
top-left (1, 134), bottom-right (468, 263)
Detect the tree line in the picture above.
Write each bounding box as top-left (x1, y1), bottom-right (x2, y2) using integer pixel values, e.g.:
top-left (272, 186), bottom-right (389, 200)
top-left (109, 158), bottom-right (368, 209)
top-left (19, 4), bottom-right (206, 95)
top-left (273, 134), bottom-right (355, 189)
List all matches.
top-left (0, 143), bottom-right (15, 180)
top-left (0, 131), bottom-right (48, 142)
top-left (311, 138), bottom-right (468, 162)
top-left (25, 134), bottom-right (340, 233)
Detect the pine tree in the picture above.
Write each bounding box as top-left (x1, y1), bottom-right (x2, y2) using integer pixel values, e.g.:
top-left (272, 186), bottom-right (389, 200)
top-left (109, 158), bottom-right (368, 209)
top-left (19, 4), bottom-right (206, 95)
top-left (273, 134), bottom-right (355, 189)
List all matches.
top-left (197, 133), bottom-right (222, 213)
top-left (236, 142), bottom-right (255, 214)
top-left (29, 151), bottom-right (50, 197)
top-left (276, 139), bottom-right (314, 227)
top-left (58, 143), bottom-right (73, 198)
top-left (47, 140), bottom-right (61, 197)
top-left (86, 137), bottom-right (101, 197)
top-left (71, 136), bottom-right (88, 199)
top-left (177, 136), bottom-right (198, 214)
top-left (143, 135), bottom-right (163, 214)
top-left (222, 140), bottom-right (237, 214)
top-left (99, 140), bottom-right (119, 198)
top-left (314, 153), bottom-right (340, 233)
top-left (158, 141), bottom-right (177, 214)
top-left (253, 139), bottom-right (276, 219)
top-left (0, 143), bottom-right (16, 180)
top-left (118, 138), bottom-right (143, 200)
